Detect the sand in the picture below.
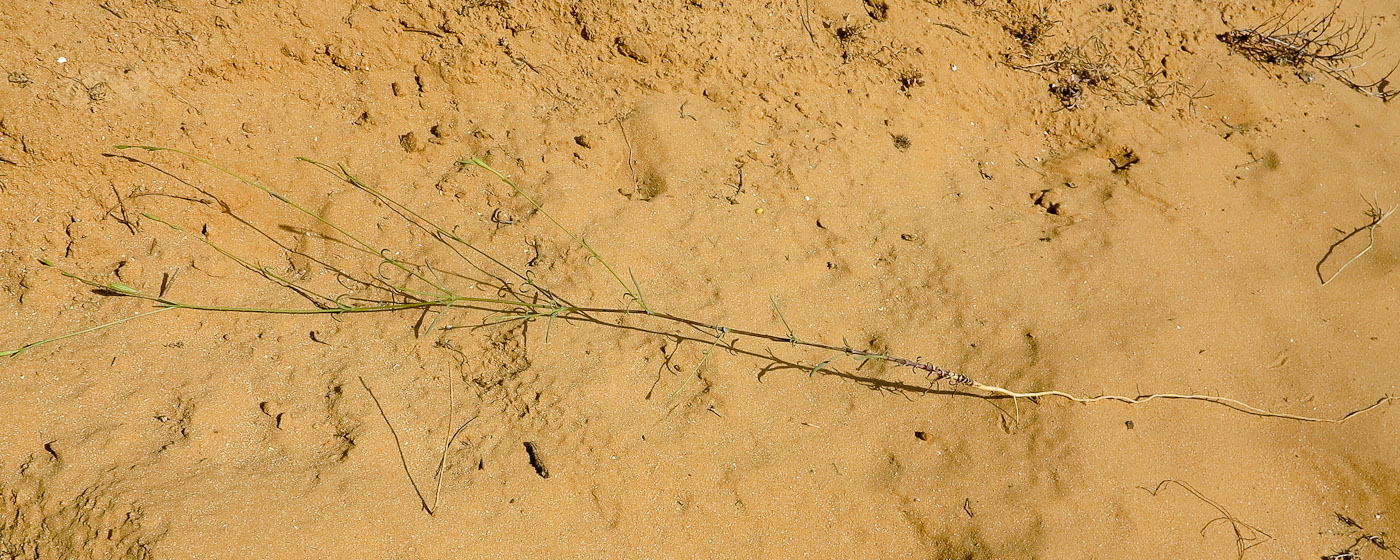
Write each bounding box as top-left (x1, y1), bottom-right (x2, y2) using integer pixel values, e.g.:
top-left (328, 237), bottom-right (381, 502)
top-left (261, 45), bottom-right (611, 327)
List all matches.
top-left (2, 0), bottom-right (1398, 558)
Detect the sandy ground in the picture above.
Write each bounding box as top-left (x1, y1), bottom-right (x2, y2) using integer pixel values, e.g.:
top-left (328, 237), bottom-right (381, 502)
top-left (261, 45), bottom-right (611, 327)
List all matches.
top-left (2, 0), bottom-right (1399, 558)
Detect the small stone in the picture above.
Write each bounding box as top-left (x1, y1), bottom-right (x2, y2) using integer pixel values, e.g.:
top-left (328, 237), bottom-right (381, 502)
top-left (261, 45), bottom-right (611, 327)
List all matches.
top-left (1033, 188), bottom-right (1066, 215)
top-left (400, 131), bottom-right (424, 153)
top-left (7, 72), bottom-right (32, 88)
top-left (1109, 147), bottom-right (1140, 171)
top-left (86, 82), bottom-right (108, 101)
top-left (490, 208), bottom-right (516, 225)
top-left (615, 36), bottom-right (653, 63)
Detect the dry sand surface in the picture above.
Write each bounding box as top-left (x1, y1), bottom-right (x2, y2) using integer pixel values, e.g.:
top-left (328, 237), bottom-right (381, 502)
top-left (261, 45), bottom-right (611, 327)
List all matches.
top-left (3, 0), bottom-right (1400, 558)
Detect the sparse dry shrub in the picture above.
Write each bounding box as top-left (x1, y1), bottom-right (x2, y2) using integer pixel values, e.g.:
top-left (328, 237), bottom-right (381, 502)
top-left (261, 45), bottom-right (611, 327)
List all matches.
top-left (1219, 4), bottom-right (1397, 101)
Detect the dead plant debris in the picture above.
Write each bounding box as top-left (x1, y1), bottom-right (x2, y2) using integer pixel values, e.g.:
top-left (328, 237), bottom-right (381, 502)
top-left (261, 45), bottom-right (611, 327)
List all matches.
top-left (1010, 39), bottom-right (1204, 110)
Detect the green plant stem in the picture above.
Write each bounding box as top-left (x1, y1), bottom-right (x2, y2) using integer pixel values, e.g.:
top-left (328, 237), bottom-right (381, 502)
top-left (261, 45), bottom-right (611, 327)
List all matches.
top-left (10, 147), bottom-right (1391, 432)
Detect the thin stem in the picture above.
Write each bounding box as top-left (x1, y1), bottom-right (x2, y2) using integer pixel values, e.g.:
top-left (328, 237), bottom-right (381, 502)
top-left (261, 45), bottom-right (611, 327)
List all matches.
top-left (1317, 200), bottom-right (1398, 285)
top-left (672, 327), bottom-right (726, 397)
top-left (1, 307), bottom-right (177, 357)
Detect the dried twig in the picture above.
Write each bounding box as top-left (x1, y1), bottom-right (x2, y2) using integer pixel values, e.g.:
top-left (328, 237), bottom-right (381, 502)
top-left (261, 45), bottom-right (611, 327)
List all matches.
top-left (1317, 198), bottom-right (1398, 285)
top-left (998, 4), bottom-right (1056, 49)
